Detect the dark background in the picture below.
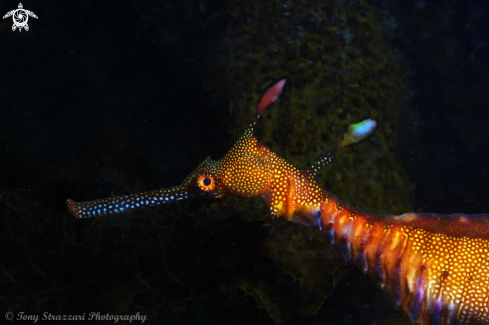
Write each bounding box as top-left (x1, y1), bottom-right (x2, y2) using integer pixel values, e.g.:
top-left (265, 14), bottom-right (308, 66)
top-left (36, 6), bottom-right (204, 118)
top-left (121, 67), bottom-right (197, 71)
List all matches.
top-left (1, 0), bottom-right (488, 324)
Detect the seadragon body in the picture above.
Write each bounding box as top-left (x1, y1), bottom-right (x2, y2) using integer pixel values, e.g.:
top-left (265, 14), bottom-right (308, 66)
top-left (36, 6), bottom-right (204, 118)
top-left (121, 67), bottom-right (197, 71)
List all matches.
top-left (67, 78), bottom-right (489, 325)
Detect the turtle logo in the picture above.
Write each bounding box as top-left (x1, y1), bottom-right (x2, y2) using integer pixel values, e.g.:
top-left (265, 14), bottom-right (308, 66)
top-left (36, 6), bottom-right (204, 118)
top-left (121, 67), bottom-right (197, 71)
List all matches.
top-left (2, 3), bottom-right (38, 32)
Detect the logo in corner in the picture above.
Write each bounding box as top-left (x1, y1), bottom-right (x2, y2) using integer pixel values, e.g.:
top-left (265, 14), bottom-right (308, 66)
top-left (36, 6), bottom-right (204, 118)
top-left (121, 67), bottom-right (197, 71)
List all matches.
top-left (3, 3), bottom-right (38, 32)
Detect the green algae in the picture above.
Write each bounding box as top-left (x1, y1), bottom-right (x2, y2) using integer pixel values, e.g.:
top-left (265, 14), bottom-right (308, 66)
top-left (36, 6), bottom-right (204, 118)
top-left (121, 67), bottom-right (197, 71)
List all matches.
top-left (221, 0), bottom-right (412, 215)
top-left (215, 0), bottom-right (414, 320)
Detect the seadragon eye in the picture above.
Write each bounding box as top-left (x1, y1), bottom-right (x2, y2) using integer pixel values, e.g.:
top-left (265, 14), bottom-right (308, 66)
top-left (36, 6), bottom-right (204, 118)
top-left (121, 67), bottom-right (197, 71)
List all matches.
top-left (197, 175), bottom-right (215, 191)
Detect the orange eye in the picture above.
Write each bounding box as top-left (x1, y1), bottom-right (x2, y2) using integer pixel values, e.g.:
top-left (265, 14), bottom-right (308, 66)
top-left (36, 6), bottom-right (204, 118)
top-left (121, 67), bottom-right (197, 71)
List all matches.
top-left (197, 175), bottom-right (215, 192)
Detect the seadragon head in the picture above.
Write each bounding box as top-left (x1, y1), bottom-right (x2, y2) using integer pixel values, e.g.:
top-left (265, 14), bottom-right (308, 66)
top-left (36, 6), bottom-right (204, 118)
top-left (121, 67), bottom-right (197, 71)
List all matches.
top-left (66, 78), bottom-right (289, 218)
top-left (66, 77), bottom-right (376, 219)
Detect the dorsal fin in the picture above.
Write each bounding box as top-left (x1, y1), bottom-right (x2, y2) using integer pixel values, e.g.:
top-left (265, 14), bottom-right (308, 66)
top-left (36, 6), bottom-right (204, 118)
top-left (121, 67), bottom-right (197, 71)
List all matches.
top-left (307, 118), bottom-right (377, 177)
top-left (249, 77), bottom-right (288, 130)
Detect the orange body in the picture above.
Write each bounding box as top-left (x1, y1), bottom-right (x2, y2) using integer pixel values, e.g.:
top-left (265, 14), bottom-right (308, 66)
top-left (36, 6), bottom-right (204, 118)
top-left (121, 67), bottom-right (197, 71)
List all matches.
top-left (67, 78), bottom-right (489, 324)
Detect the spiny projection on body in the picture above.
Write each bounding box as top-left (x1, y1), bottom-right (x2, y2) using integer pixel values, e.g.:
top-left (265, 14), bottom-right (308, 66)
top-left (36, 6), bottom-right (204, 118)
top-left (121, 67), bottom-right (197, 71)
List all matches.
top-left (67, 78), bottom-right (489, 325)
